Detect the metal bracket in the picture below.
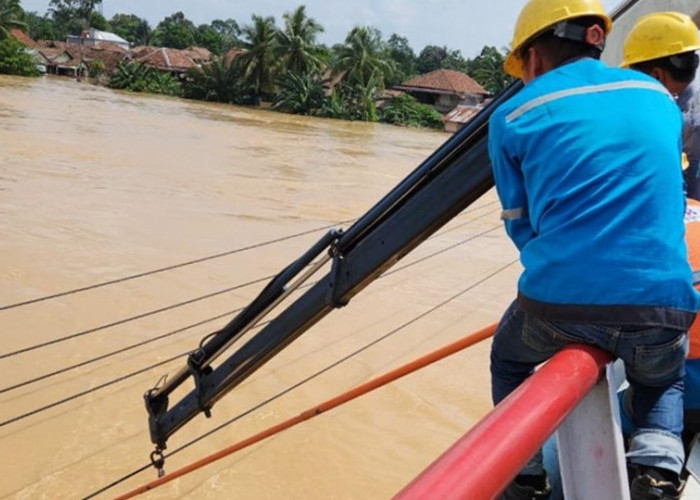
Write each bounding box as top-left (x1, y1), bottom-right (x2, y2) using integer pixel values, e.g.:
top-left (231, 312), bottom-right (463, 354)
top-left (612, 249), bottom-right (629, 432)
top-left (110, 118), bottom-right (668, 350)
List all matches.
top-left (188, 354), bottom-right (213, 418)
top-left (326, 237), bottom-right (350, 308)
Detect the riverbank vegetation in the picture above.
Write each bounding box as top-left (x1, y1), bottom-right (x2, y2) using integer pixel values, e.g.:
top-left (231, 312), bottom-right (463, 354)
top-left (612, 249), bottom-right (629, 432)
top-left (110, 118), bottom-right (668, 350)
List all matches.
top-left (4, 0), bottom-right (514, 129)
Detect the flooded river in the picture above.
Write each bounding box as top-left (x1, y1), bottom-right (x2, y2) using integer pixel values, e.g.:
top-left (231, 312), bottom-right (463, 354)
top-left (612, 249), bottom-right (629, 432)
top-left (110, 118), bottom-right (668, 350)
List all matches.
top-left (0, 75), bottom-right (518, 499)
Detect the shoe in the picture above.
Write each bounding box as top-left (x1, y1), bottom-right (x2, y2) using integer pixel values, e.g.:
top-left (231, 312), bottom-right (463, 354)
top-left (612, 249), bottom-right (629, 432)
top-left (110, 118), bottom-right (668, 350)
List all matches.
top-left (499, 473), bottom-right (551, 500)
top-left (629, 465), bottom-right (684, 500)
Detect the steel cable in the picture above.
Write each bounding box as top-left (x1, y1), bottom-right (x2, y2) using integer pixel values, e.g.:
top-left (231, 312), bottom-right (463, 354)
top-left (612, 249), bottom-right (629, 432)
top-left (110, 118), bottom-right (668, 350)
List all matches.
top-left (0, 276), bottom-right (273, 360)
top-left (2, 202), bottom-right (498, 313)
top-left (81, 260), bottom-right (517, 499)
top-left (0, 220), bottom-right (502, 395)
top-left (0, 223), bottom-right (505, 432)
top-left (0, 220), bottom-right (356, 311)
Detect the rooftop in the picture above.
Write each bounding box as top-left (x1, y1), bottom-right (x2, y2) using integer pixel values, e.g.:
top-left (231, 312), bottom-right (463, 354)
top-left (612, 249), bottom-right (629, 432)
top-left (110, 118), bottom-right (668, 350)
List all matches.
top-left (398, 69), bottom-right (488, 96)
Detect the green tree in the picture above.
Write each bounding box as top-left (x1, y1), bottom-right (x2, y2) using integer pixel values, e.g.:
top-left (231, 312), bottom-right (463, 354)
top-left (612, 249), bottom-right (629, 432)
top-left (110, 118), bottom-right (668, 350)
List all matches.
top-left (276, 5), bottom-right (324, 74)
top-left (273, 69), bottom-right (325, 115)
top-left (152, 11), bottom-right (196, 49)
top-left (183, 56), bottom-right (252, 103)
top-left (442, 48), bottom-right (470, 73)
top-left (87, 10), bottom-right (107, 30)
top-left (87, 58), bottom-right (104, 77)
top-left (468, 45), bottom-right (514, 94)
top-left (384, 34), bottom-right (416, 87)
top-left (194, 23), bottom-right (223, 54)
top-left (332, 26), bottom-right (393, 89)
top-left (0, 0), bottom-right (25, 39)
top-left (109, 60), bottom-right (181, 96)
top-left (49, 0), bottom-right (100, 19)
top-left (416, 45), bottom-right (447, 74)
top-left (0, 37), bottom-right (39, 75)
top-left (211, 18), bottom-right (240, 52)
top-left (49, 0), bottom-right (101, 37)
top-left (378, 93), bottom-right (443, 129)
top-left (109, 13), bottom-right (150, 45)
top-left (238, 14), bottom-right (278, 101)
top-left (24, 11), bottom-right (55, 40)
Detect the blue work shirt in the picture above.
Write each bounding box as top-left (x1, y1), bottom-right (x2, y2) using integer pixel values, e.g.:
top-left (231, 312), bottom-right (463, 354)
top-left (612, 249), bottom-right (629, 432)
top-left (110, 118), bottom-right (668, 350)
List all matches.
top-left (489, 58), bottom-right (699, 327)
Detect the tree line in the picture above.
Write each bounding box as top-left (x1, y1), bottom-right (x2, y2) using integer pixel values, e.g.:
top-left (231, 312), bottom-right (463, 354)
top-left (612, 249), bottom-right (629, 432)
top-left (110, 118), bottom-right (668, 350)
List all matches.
top-left (1, 0), bottom-right (514, 129)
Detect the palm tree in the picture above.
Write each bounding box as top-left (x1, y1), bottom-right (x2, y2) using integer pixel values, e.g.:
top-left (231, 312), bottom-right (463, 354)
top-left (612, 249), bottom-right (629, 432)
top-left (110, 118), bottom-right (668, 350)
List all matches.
top-left (332, 26), bottom-right (394, 89)
top-left (470, 46), bottom-right (514, 94)
top-left (276, 5), bottom-right (324, 75)
top-left (0, 0), bottom-right (26, 40)
top-left (238, 15), bottom-right (278, 101)
top-left (183, 56), bottom-right (251, 104)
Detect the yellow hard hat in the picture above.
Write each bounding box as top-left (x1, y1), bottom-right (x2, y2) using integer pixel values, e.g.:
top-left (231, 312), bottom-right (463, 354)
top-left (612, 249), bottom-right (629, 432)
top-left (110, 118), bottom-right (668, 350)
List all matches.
top-left (621, 12), bottom-right (700, 68)
top-left (504, 0), bottom-right (612, 78)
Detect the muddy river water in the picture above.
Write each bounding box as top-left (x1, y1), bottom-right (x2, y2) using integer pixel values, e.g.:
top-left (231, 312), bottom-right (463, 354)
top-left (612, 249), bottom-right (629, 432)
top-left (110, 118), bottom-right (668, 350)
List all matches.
top-left (0, 75), bottom-right (519, 499)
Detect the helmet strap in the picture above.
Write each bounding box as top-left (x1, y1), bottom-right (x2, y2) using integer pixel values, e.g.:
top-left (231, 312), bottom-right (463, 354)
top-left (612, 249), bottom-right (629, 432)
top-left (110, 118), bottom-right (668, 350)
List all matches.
top-left (669, 52), bottom-right (700, 71)
top-left (552, 21), bottom-right (606, 52)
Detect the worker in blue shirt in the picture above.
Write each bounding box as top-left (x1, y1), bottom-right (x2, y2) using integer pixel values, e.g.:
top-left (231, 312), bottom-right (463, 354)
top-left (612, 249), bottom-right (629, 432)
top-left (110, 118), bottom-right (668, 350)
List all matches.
top-left (621, 12), bottom-right (700, 200)
top-left (488, 1), bottom-right (699, 499)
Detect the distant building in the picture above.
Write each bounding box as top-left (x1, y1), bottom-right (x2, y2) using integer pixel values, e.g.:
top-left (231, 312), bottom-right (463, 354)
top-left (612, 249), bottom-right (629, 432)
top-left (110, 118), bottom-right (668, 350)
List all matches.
top-left (183, 46), bottom-right (212, 64)
top-left (10, 29), bottom-right (39, 49)
top-left (35, 46), bottom-right (87, 77)
top-left (135, 47), bottom-right (199, 76)
top-left (443, 102), bottom-right (492, 133)
top-left (67, 29), bottom-right (130, 50)
top-left (394, 69), bottom-right (489, 113)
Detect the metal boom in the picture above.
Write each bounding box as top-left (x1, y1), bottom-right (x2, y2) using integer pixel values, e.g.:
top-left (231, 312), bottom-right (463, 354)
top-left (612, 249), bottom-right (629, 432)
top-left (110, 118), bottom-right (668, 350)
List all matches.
top-left (144, 82), bottom-right (524, 450)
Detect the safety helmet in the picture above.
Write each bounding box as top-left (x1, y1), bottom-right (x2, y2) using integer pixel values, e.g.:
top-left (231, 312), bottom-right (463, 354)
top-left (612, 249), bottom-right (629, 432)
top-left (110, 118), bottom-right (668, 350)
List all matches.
top-left (504, 0), bottom-right (612, 78)
top-left (621, 12), bottom-right (700, 68)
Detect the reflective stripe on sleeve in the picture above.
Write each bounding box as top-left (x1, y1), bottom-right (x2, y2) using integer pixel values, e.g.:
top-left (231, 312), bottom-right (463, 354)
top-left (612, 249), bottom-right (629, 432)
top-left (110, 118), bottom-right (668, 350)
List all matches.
top-left (506, 81), bottom-right (671, 123)
top-left (501, 207), bottom-right (527, 220)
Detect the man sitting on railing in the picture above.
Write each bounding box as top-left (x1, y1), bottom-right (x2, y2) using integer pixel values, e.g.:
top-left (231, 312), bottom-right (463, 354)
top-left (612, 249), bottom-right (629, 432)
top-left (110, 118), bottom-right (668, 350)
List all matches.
top-left (487, 1), bottom-right (700, 499)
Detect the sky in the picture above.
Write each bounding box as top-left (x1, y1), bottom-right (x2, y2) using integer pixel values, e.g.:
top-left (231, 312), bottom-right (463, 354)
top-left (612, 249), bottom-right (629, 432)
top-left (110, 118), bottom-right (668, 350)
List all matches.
top-left (18, 0), bottom-right (623, 59)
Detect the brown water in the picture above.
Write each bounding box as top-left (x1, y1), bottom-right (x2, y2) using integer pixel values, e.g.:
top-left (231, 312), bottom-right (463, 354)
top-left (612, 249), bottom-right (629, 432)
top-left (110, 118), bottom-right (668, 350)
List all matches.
top-left (0, 75), bottom-right (519, 499)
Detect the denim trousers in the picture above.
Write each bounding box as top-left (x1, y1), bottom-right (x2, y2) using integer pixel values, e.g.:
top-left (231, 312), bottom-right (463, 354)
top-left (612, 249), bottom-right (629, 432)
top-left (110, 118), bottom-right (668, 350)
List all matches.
top-left (684, 160), bottom-right (700, 201)
top-left (490, 300), bottom-right (687, 475)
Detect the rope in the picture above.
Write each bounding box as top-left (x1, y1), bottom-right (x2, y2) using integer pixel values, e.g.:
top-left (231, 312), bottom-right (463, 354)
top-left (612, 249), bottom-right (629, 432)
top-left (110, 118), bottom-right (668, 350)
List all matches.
top-left (110, 322), bottom-right (499, 500)
top-left (81, 260), bottom-right (516, 499)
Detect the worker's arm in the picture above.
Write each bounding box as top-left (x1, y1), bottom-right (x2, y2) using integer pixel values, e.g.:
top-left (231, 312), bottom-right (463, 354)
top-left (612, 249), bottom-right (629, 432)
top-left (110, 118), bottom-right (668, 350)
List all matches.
top-left (488, 112), bottom-right (536, 250)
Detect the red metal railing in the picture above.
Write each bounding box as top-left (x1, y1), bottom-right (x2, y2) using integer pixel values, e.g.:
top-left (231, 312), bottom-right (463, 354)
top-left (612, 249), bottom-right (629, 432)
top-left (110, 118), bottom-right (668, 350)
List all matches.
top-left (395, 344), bottom-right (612, 500)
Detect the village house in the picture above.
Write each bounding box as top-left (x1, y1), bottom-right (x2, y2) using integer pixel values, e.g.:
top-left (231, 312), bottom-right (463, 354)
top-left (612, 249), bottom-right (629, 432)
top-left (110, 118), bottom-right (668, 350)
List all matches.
top-left (442, 100), bottom-right (493, 133)
top-left (394, 69), bottom-right (489, 114)
top-left (67, 28), bottom-right (130, 50)
top-left (34, 42), bottom-right (87, 77)
top-left (134, 47), bottom-right (200, 77)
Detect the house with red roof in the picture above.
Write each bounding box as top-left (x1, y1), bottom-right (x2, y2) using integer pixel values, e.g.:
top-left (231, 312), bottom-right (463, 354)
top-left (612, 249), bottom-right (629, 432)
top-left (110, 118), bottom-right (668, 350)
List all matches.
top-left (10, 29), bottom-right (39, 49)
top-left (135, 47), bottom-right (199, 76)
top-left (394, 69), bottom-right (489, 113)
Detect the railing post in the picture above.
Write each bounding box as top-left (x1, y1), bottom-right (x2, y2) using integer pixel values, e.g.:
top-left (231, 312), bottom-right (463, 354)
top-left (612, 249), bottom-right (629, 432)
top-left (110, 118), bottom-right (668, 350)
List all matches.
top-left (556, 360), bottom-right (630, 499)
top-left (394, 345), bottom-right (612, 500)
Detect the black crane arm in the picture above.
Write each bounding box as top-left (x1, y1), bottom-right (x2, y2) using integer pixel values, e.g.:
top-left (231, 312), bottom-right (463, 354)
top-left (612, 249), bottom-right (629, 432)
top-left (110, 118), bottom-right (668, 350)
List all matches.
top-left (144, 81), bottom-right (524, 450)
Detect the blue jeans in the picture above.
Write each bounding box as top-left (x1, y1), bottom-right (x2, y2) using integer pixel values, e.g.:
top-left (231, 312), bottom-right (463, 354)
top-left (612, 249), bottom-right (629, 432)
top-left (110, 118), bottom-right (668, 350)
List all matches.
top-left (685, 160), bottom-right (700, 201)
top-left (490, 300), bottom-right (687, 474)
